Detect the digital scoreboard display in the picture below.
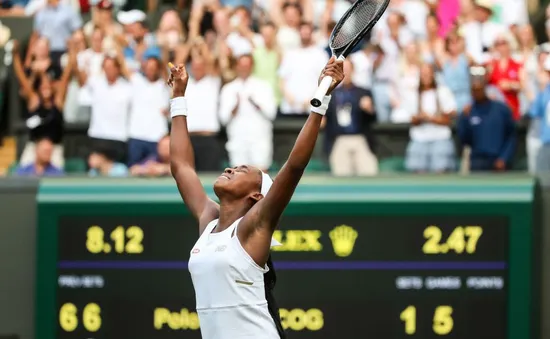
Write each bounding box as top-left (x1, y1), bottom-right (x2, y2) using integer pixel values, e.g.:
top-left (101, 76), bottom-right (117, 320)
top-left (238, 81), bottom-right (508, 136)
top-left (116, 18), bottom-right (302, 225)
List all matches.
top-left (55, 215), bottom-right (508, 339)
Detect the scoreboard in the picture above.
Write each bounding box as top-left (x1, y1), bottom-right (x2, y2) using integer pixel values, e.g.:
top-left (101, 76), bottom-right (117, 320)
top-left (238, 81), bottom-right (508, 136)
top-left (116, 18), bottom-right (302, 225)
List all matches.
top-left (36, 177), bottom-right (536, 339)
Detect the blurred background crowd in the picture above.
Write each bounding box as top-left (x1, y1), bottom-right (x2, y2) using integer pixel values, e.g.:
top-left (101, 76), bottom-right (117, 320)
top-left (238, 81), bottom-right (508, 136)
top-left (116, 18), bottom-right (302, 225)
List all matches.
top-left (0, 0), bottom-right (547, 177)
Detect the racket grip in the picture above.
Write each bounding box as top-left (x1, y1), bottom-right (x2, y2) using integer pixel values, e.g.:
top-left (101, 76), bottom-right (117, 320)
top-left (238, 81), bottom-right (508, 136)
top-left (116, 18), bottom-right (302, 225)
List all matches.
top-left (310, 76), bottom-right (333, 107)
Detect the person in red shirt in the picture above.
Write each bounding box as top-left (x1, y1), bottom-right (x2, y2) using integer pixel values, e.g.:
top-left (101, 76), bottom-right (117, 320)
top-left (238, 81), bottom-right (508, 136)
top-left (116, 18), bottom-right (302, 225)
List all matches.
top-left (487, 32), bottom-right (523, 120)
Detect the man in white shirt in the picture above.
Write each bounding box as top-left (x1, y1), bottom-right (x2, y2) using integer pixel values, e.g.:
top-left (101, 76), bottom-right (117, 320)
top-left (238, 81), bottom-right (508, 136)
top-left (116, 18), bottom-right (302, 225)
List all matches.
top-left (186, 55), bottom-right (223, 171)
top-left (127, 53), bottom-right (170, 166)
top-left (78, 55), bottom-right (131, 164)
top-left (279, 21), bottom-right (329, 116)
top-left (220, 55), bottom-right (277, 171)
top-left (462, 0), bottom-right (505, 64)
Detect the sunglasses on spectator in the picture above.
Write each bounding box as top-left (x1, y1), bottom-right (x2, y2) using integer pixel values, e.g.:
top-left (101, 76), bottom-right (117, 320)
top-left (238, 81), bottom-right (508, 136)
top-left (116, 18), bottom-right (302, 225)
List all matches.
top-left (494, 40), bottom-right (508, 46)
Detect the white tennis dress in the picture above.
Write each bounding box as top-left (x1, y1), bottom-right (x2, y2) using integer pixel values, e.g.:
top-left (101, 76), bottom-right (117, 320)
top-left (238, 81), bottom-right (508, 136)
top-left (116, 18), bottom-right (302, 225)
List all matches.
top-left (188, 217), bottom-right (280, 339)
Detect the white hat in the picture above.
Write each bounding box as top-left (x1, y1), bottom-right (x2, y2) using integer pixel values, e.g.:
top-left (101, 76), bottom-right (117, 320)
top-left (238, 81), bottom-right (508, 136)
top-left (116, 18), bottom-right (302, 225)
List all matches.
top-left (475, 0), bottom-right (493, 12)
top-left (117, 10), bottom-right (146, 25)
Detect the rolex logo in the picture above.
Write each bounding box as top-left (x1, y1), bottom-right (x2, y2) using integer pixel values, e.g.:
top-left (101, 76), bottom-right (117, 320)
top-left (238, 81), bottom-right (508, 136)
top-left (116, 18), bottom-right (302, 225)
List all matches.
top-left (329, 225), bottom-right (358, 257)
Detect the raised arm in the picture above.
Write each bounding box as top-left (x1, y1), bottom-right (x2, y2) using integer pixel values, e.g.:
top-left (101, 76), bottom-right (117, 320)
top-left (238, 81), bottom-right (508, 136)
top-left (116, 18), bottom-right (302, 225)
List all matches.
top-left (12, 40), bottom-right (35, 100)
top-left (238, 57), bottom-right (344, 261)
top-left (168, 64), bottom-right (220, 232)
top-left (54, 40), bottom-right (77, 110)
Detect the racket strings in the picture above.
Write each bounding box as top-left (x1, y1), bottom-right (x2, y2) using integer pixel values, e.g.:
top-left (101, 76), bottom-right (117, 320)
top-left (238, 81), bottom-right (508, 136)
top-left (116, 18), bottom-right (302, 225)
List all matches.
top-left (331, 0), bottom-right (386, 50)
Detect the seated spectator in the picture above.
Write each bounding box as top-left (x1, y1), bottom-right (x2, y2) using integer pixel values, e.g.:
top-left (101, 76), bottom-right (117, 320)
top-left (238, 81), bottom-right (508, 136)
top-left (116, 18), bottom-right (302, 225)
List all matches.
top-left (324, 59), bottom-right (378, 176)
top-left (13, 40), bottom-right (75, 169)
top-left (88, 147), bottom-right (128, 177)
top-left (127, 50), bottom-right (170, 167)
top-left (130, 135), bottom-right (170, 177)
top-left (459, 68), bottom-right (516, 171)
top-left (78, 54), bottom-right (131, 164)
top-left (220, 54), bottom-right (277, 171)
top-left (16, 138), bottom-right (64, 176)
top-left (405, 63), bottom-right (457, 173)
top-left (390, 41), bottom-right (421, 122)
top-left (279, 21), bottom-right (328, 116)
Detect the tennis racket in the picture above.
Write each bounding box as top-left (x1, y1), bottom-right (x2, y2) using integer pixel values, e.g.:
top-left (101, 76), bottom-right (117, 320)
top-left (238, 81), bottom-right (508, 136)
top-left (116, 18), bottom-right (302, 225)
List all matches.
top-left (310, 0), bottom-right (390, 107)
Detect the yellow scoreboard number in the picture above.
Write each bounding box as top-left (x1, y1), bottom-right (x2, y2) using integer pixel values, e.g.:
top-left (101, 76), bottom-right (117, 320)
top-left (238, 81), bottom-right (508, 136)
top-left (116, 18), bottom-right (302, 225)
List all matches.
top-left (59, 303), bottom-right (102, 332)
top-left (400, 305), bottom-right (454, 335)
top-left (86, 225), bottom-right (144, 254)
top-left (423, 226), bottom-right (483, 254)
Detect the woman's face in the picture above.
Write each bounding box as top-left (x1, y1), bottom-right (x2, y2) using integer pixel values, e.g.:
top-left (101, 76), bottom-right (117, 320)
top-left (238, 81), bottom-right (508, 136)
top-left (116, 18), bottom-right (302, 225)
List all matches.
top-left (404, 43), bottom-right (418, 62)
top-left (426, 16), bottom-right (439, 35)
top-left (214, 165), bottom-right (262, 201)
top-left (91, 30), bottom-right (103, 51)
top-left (420, 64), bottom-right (435, 86)
top-left (494, 37), bottom-right (510, 57)
top-left (143, 58), bottom-right (160, 81)
top-left (73, 31), bottom-right (86, 51)
top-left (39, 77), bottom-right (53, 99)
top-left (519, 25), bottom-right (534, 46)
top-left (447, 35), bottom-right (462, 55)
top-left (103, 58), bottom-right (120, 82)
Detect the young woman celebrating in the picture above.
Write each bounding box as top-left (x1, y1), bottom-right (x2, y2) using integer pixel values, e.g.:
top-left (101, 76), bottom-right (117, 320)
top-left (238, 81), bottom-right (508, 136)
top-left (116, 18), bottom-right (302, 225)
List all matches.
top-left (168, 57), bottom-right (344, 339)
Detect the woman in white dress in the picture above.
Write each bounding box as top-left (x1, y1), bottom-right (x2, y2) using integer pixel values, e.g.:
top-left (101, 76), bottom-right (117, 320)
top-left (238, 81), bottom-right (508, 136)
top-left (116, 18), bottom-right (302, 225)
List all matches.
top-left (167, 57), bottom-right (344, 339)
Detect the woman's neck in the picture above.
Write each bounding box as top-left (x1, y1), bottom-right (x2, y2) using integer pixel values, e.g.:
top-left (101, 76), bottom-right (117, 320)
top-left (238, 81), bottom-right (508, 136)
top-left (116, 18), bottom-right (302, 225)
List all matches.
top-left (217, 201), bottom-right (251, 231)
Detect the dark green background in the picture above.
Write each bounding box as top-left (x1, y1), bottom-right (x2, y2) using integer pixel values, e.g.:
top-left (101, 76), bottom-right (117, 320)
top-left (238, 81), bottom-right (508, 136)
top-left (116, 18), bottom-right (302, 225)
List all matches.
top-left (36, 176), bottom-right (535, 339)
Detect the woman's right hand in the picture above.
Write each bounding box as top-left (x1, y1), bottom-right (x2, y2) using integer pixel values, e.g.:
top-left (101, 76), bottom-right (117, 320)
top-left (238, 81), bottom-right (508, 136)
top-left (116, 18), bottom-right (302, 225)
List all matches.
top-left (168, 63), bottom-right (189, 97)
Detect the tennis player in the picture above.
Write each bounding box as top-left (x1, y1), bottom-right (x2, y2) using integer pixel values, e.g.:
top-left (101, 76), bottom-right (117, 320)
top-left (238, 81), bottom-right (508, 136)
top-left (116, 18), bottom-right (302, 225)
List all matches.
top-left (168, 56), bottom-right (344, 339)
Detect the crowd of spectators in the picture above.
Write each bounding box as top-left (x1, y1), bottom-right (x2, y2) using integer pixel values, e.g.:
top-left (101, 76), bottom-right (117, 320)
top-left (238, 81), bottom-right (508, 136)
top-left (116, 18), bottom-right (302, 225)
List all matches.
top-left (2, 0), bottom-right (549, 177)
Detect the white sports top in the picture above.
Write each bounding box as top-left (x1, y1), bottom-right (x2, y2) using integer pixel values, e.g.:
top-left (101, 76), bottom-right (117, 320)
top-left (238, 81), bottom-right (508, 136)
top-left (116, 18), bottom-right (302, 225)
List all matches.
top-left (188, 217), bottom-right (280, 339)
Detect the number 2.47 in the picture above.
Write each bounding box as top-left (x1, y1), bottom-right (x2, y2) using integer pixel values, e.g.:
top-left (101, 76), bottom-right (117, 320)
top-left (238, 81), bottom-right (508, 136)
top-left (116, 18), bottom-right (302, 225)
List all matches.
top-left (400, 305), bottom-right (453, 335)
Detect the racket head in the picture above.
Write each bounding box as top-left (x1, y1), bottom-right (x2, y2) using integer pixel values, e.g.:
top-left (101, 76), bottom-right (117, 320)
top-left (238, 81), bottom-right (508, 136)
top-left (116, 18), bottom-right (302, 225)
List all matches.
top-left (329, 0), bottom-right (390, 58)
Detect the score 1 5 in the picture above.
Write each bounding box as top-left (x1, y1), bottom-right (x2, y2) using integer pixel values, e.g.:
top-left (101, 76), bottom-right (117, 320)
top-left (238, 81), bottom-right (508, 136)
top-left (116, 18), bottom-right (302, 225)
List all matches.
top-left (86, 225), bottom-right (144, 254)
top-left (423, 226), bottom-right (483, 254)
top-left (400, 305), bottom-right (453, 335)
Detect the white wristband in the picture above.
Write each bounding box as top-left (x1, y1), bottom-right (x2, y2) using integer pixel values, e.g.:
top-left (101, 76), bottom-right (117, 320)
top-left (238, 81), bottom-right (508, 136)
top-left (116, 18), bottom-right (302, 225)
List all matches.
top-left (170, 97), bottom-right (188, 118)
top-left (310, 95), bottom-right (332, 116)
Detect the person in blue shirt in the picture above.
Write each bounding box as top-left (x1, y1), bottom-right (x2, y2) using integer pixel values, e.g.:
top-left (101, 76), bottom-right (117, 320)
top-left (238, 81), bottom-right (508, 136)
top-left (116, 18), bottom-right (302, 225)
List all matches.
top-left (129, 135), bottom-right (170, 177)
top-left (324, 59), bottom-right (378, 176)
top-left (16, 138), bottom-right (64, 177)
top-left (529, 56), bottom-right (550, 173)
top-left (88, 147), bottom-right (128, 177)
top-left (457, 71), bottom-right (516, 172)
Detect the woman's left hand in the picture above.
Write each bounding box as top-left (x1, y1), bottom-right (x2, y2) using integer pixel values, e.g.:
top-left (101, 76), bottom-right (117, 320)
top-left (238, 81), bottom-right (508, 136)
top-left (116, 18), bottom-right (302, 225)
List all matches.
top-left (319, 56), bottom-right (344, 95)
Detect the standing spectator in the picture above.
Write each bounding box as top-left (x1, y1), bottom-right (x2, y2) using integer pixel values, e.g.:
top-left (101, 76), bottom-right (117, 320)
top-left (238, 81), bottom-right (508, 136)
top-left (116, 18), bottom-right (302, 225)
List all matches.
top-left (461, 0), bottom-right (504, 64)
top-left (273, 2), bottom-right (302, 51)
top-left (220, 55), bottom-right (277, 171)
top-left (437, 0), bottom-right (461, 38)
top-left (324, 59), bottom-right (378, 176)
top-left (525, 44), bottom-right (550, 173)
top-left (130, 135), bottom-right (170, 177)
top-left (458, 70), bottom-right (516, 171)
top-left (23, 36), bottom-right (62, 82)
top-left (439, 31), bottom-right (472, 114)
top-left (515, 24), bottom-right (538, 114)
top-left (156, 9), bottom-right (186, 63)
top-left (34, 0), bottom-right (82, 66)
top-left (487, 31), bottom-right (522, 120)
top-left (349, 42), bottom-right (374, 90)
top-left (420, 13), bottom-right (445, 63)
top-left (226, 6), bottom-right (263, 57)
top-left (16, 138), bottom-right (64, 176)
top-left (83, 0), bottom-right (123, 54)
top-left (529, 57), bottom-right (550, 173)
top-left (78, 54), bottom-right (131, 164)
top-left (117, 10), bottom-right (155, 72)
top-left (185, 41), bottom-right (223, 171)
top-left (405, 63), bottom-right (457, 173)
top-left (390, 42), bottom-right (421, 122)
top-left (88, 147), bottom-right (128, 177)
top-left (253, 21), bottom-right (281, 103)
top-left (279, 22), bottom-right (328, 116)
top-left (127, 51), bottom-right (170, 166)
top-left (13, 40), bottom-right (75, 169)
